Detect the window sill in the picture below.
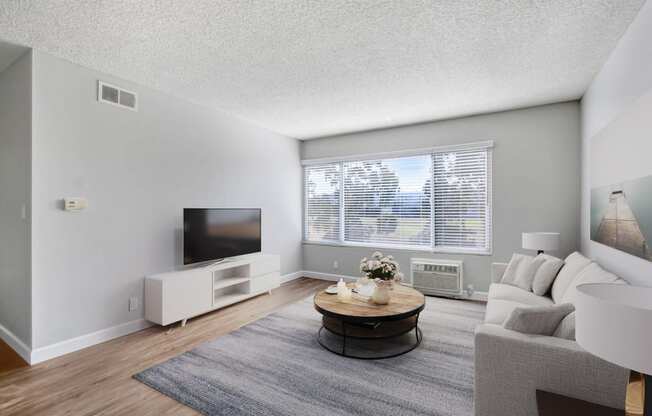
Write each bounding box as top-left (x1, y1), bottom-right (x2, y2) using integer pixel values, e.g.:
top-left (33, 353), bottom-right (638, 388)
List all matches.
top-left (302, 240), bottom-right (493, 256)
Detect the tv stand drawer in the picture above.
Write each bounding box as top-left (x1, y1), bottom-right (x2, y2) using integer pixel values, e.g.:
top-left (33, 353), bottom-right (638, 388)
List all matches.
top-left (249, 272), bottom-right (280, 292)
top-left (249, 256), bottom-right (281, 277)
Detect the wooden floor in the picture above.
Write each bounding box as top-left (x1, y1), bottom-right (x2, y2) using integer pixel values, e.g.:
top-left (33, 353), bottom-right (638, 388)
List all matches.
top-left (0, 278), bottom-right (643, 415)
top-left (0, 277), bottom-right (329, 416)
top-left (0, 340), bottom-right (27, 374)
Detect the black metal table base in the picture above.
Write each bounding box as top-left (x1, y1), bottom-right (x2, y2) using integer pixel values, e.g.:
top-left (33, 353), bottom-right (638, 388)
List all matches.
top-left (316, 314), bottom-right (422, 360)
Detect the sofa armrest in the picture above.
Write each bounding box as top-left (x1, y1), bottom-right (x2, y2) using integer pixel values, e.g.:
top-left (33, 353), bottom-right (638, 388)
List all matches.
top-left (491, 262), bottom-right (508, 284)
top-left (474, 324), bottom-right (628, 416)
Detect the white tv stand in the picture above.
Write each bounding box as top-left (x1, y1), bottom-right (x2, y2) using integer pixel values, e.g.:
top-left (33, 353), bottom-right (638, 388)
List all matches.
top-left (145, 254), bottom-right (280, 326)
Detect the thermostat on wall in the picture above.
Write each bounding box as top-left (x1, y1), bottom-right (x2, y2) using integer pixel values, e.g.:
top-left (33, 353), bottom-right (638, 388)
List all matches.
top-left (64, 197), bottom-right (88, 211)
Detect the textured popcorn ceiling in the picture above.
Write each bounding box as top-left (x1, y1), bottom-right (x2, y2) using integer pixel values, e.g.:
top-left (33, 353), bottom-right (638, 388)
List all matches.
top-left (0, 1), bottom-right (644, 139)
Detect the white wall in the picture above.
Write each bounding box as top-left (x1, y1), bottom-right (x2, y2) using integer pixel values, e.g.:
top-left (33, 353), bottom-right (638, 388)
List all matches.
top-left (0, 51), bottom-right (32, 348)
top-left (301, 102), bottom-right (582, 292)
top-left (30, 51), bottom-right (303, 349)
top-left (581, 0), bottom-right (652, 286)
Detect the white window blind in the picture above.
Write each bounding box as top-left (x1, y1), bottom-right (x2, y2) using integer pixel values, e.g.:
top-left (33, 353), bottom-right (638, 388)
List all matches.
top-left (303, 142), bottom-right (492, 253)
top-left (433, 150), bottom-right (491, 251)
top-left (343, 155), bottom-right (432, 247)
top-left (304, 163), bottom-right (341, 242)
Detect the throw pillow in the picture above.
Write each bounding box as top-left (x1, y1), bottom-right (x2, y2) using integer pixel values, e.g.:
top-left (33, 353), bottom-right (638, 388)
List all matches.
top-left (531, 254), bottom-right (565, 296)
top-left (503, 303), bottom-right (575, 336)
top-left (501, 253), bottom-right (536, 290)
top-left (552, 311), bottom-right (575, 340)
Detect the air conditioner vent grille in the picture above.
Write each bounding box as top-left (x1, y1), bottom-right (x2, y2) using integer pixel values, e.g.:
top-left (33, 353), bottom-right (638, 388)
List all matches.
top-left (98, 81), bottom-right (137, 111)
top-left (101, 84), bottom-right (119, 103)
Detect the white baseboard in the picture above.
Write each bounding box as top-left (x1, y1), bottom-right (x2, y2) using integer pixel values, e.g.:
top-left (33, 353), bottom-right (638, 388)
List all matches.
top-left (281, 270), bottom-right (358, 284)
top-left (468, 291), bottom-right (488, 302)
top-left (280, 271), bottom-right (304, 284)
top-left (0, 323), bottom-right (31, 364)
top-left (301, 270), bottom-right (358, 282)
top-left (30, 318), bottom-right (152, 364)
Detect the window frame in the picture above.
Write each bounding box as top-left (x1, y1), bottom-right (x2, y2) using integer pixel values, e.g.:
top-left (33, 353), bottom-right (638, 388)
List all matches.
top-left (302, 141), bottom-right (493, 255)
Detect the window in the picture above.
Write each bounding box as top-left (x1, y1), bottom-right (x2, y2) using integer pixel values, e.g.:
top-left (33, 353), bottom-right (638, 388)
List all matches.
top-left (303, 142), bottom-right (492, 253)
top-left (433, 150), bottom-right (491, 251)
top-left (304, 163), bottom-right (341, 242)
top-left (343, 155), bottom-right (432, 247)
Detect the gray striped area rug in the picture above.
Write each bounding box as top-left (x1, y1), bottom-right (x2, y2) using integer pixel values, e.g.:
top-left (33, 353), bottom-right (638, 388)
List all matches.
top-left (134, 296), bottom-right (485, 416)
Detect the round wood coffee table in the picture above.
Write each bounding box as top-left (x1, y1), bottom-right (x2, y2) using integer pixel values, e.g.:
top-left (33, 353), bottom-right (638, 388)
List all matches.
top-left (313, 283), bottom-right (425, 359)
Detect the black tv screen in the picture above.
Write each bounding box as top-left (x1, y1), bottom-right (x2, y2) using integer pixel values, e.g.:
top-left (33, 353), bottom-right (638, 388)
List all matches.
top-left (183, 208), bottom-right (261, 265)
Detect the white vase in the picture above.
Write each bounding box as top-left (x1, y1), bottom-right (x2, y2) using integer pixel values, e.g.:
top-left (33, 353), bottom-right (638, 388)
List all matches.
top-left (371, 281), bottom-right (391, 305)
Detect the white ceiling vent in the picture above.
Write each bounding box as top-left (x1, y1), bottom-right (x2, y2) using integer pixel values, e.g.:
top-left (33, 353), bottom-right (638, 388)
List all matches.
top-left (97, 81), bottom-right (138, 111)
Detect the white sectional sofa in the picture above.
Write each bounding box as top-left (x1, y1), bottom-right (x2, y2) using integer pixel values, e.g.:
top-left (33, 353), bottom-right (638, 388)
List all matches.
top-left (474, 252), bottom-right (630, 416)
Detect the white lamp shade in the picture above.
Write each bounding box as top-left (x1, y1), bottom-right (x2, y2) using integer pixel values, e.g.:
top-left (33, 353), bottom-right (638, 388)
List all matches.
top-left (522, 232), bottom-right (560, 251)
top-left (576, 283), bottom-right (652, 374)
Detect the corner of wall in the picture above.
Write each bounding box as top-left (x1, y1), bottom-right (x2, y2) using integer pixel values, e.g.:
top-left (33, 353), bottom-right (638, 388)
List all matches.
top-left (0, 47), bottom-right (34, 354)
top-left (580, 0), bottom-right (652, 286)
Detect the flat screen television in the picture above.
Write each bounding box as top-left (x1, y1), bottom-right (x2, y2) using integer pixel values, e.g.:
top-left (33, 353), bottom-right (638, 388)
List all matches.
top-left (183, 208), bottom-right (261, 265)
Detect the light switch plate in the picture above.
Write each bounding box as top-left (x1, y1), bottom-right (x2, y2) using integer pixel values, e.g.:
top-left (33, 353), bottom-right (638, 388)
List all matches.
top-left (64, 197), bottom-right (88, 211)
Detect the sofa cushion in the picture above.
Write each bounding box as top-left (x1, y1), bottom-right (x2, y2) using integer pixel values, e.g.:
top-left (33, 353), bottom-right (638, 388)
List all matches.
top-left (532, 254), bottom-right (565, 296)
top-left (488, 283), bottom-right (555, 306)
top-left (553, 311), bottom-right (576, 340)
top-left (485, 299), bottom-right (530, 324)
top-left (503, 303), bottom-right (575, 335)
top-left (559, 262), bottom-right (626, 305)
top-left (501, 253), bottom-right (533, 287)
top-left (551, 252), bottom-right (592, 303)
top-left (484, 284), bottom-right (554, 324)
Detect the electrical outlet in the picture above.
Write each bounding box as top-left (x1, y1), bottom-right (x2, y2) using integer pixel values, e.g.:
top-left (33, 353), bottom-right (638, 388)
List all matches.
top-left (333, 260), bottom-right (339, 270)
top-left (129, 297), bottom-right (139, 311)
top-left (466, 284), bottom-right (475, 297)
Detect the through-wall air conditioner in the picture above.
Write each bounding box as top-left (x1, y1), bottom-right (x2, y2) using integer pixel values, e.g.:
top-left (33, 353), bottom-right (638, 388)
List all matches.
top-left (409, 258), bottom-right (463, 298)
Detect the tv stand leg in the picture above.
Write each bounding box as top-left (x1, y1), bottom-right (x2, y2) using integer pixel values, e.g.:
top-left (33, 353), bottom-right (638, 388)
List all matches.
top-left (181, 318), bottom-right (188, 327)
top-left (268, 289), bottom-right (272, 295)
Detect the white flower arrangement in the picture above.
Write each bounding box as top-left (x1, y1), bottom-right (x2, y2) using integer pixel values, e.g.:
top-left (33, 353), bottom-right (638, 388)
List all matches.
top-left (360, 251), bottom-right (404, 281)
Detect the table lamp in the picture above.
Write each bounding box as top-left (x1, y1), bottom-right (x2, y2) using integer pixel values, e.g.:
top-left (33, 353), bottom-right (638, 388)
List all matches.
top-left (576, 283), bottom-right (652, 415)
top-left (522, 232), bottom-right (560, 255)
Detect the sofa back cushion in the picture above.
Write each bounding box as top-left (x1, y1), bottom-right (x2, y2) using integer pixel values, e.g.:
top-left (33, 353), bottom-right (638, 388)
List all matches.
top-left (559, 262), bottom-right (626, 305)
top-left (531, 254), bottom-right (565, 296)
top-left (551, 252), bottom-right (592, 303)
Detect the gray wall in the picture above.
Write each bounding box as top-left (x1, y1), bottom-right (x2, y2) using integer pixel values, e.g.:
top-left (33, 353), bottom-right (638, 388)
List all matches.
top-left (302, 102), bottom-right (581, 292)
top-left (0, 51), bottom-right (32, 347)
top-left (30, 51), bottom-right (302, 348)
top-left (581, 0), bottom-right (652, 286)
